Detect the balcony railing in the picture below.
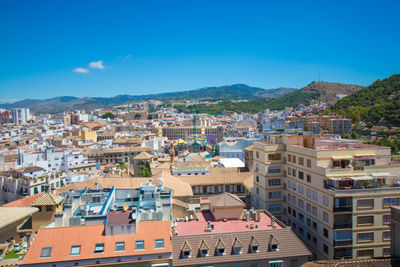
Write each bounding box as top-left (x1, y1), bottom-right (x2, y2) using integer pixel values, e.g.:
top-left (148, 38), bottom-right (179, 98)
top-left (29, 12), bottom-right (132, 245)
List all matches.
top-left (334, 222), bottom-right (353, 229)
top-left (334, 240), bottom-right (352, 247)
top-left (333, 205), bottom-right (353, 212)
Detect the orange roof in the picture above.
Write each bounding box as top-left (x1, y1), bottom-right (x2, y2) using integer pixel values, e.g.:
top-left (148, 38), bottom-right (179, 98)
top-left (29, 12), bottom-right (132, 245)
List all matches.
top-left (21, 220), bottom-right (172, 265)
top-left (2, 193), bottom-right (44, 207)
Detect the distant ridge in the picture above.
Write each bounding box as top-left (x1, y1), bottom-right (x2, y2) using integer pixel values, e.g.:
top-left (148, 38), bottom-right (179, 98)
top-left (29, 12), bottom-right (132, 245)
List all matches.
top-left (0, 84), bottom-right (296, 113)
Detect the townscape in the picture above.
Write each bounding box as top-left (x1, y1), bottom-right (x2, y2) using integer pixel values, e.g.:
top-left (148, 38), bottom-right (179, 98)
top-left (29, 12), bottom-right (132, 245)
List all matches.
top-left (2, 1), bottom-right (400, 266)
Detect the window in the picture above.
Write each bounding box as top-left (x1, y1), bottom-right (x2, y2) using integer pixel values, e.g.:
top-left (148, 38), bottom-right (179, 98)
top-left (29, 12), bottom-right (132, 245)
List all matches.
top-left (135, 240), bottom-right (145, 250)
top-left (357, 199), bottom-right (374, 209)
top-left (383, 198), bottom-right (398, 207)
top-left (251, 264), bottom-right (259, 267)
top-left (299, 171), bottom-right (304, 180)
top-left (115, 242), bottom-right (125, 252)
top-left (288, 154), bottom-right (292, 162)
top-left (312, 206), bottom-right (317, 216)
top-left (292, 209), bottom-right (297, 218)
top-left (306, 174), bottom-right (311, 183)
top-left (292, 155), bottom-right (296, 163)
top-left (383, 214), bottom-right (391, 224)
top-left (306, 218), bottom-right (311, 226)
top-left (298, 199), bottom-right (304, 209)
top-left (292, 182), bottom-right (296, 191)
top-left (312, 191), bottom-right (317, 201)
top-left (94, 243), bottom-right (104, 253)
top-left (299, 185), bottom-right (304, 194)
top-left (155, 239), bottom-right (164, 249)
top-left (306, 188), bottom-right (311, 198)
top-left (383, 231), bottom-right (391, 241)
top-left (40, 247), bottom-right (52, 258)
top-left (288, 193), bottom-right (292, 202)
top-left (200, 249), bottom-right (208, 257)
top-left (312, 221), bottom-right (317, 230)
top-left (46, 206), bottom-right (53, 211)
top-left (358, 232), bottom-right (374, 242)
top-left (70, 245), bottom-right (81, 255)
top-left (233, 247), bottom-right (242, 254)
top-left (357, 249), bottom-right (374, 258)
top-left (292, 169), bottom-right (296, 177)
top-left (288, 167), bottom-right (292, 176)
top-left (182, 250), bottom-right (190, 258)
top-left (323, 228), bottom-right (329, 238)
top-left (307, 159), bottom-right (311, 168)
top-left (357, 216), bottom-right (374, 225)
top-left (383, 247), bottom-right (391, 256)
top-left (288, 181), bottom-right (292, 189)
top-left (269, 179), bottom-right (281, 186)
top-left (217, 248), bottom-right (225, 255)
top-left (268, 166), bottom-right (281, 173)
top-left (234, 264), bottom-right (243, 267)
top-left (323, 212), bottom-right (329, 223)
top-left (323, 196), bottom-right (329, 206)
top-left (256, 187), bottom-right (259, 195)
top-left (250, 245), bottom-right (258, 253)
top-left (312, 236), bottom-right (317, 245)
top-left (306, 203), bottom-right (311, 213)
top-left (268, 153), bottom-right (281, 160)
top-left (268, 260), bottom-right (283, 267)
top-left (256, 176), bottom-right (259, 182)
top-left (299, 213), bottom-right (304, 223)
top-left (268, 204), bottom-right (281, 212)
top-left (323, 244), bottom-right (329, 255)
top-left (299, 157), bottom-right (304, 165)
top-left (269, 191), bottom-right (281, 199)
top-left (256, 151), bottom-right (259, 158)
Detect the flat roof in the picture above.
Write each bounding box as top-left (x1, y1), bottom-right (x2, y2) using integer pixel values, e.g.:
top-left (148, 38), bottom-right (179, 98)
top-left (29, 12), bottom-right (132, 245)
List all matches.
top-left (174, 211), bottom-right (282, 236)
top-left (0, 207), bottom-right (39, 229)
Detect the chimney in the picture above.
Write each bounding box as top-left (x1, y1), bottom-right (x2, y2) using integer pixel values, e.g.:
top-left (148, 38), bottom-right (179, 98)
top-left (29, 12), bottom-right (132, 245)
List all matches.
top-left (54, 213), bottom-right (64, 227)
top-left (95, 183), bottom-right (98, 190)
top-left (271, 218), bottom-right (276, 229)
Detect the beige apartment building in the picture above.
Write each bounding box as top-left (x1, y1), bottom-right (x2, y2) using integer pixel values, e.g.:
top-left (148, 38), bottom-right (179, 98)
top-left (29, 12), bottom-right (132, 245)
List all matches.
top-left (161, 126), bottom-right (224, 142)
top-left (251, 134), bottom-right (400, 260)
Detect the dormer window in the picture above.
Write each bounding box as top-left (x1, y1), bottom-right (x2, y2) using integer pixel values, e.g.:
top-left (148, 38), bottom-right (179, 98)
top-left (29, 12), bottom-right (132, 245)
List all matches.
top-left (182, 250), bottom-right (191, 258)
top-left (217, 248), bottom-right (225, 256)
top-left (251, 246), bottom-right (259, 253)
top-left (270, 244), bottom-right (278, 251)
top-left (94, 243), bottom-right (104, 254)
top-left (40, 247), bottom-right (52, 258)
top-left (233, 247), bottom-right (242, 254)
top-left (200, 249), bottom-right (208, 257)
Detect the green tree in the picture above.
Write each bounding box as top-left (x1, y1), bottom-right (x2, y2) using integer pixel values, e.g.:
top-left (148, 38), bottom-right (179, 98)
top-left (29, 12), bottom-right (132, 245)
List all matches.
top-left (116, 161), bottom-right (127, 177)
top-left (139, 161), bottom-right (152, 177)
top-left (134, 113), bottom-right (142, 119)
top-left (102, 112), bottom-right (115, 120)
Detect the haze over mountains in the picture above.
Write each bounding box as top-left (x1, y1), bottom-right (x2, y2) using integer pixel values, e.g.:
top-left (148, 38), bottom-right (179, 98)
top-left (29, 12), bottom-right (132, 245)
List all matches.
top-left (0, 81), bottom-right (364, 114)
top-left (0, 84), bottom-right (296, 114)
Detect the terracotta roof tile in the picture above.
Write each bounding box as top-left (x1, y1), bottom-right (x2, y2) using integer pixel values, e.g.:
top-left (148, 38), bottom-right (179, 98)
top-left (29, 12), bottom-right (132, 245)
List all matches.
top-left (21, 220), bottom-right (172, 265)
top-left (2, 193), bottom-right (44, 207)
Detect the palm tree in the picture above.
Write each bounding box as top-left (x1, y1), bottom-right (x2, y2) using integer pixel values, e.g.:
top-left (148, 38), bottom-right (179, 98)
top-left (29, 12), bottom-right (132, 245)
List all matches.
top-left (116, 161), bottom-right (127, 177)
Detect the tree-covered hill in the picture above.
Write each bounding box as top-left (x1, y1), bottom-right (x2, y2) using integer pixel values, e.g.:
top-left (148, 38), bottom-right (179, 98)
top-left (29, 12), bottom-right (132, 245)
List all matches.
top-left (330, 74), bottom-right (400, 126)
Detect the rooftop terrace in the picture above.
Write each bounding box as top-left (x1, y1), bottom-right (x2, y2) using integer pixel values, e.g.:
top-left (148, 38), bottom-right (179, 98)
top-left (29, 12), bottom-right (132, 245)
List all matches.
top-left (174, 210), bottom-right (282, 236)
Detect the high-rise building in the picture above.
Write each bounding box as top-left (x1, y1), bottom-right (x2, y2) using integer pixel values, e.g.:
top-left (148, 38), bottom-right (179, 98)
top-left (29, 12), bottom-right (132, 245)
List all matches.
top-left (11, 108), bottom-right (31, 124)
top-left (251, 134), bottom-right (400, 260)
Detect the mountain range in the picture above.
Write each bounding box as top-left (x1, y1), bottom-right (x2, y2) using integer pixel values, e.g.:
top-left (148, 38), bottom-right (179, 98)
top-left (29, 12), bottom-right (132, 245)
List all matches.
top-left (0, 84), bottom-right (296, 114)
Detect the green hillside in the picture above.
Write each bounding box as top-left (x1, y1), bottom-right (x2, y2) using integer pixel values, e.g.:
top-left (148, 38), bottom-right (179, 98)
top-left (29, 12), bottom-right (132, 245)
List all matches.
top-left (331, 74), bottom-right (400, 125)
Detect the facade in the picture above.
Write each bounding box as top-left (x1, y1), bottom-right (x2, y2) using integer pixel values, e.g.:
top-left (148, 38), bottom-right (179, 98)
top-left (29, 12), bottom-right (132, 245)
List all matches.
top-left (391, 206), bottom-right (400, 257)
top-left (161, 126), bottom-right (224, 142)
top-left (171, 193), bottom-right (311, 266)
top-left (251, 135), bottom-right (400, 260)
top-left (11, 108), bottom-right (31, 124)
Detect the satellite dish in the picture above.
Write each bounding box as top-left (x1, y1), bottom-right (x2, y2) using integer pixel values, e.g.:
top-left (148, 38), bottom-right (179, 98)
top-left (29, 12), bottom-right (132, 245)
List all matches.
top-left (123, 203), bottom-right (128, 211)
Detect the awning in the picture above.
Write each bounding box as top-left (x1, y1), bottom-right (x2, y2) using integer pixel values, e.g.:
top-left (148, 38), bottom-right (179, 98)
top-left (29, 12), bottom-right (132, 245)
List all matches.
top-left (371, 172), bottom-right (390, 177)
top-left (331, 155), bottom-right (353, 160)
top-left (351, 176), bottom-right (374, 180)
top-left (151, 263), bottom-right (170, 267)
top-left (354, 152), bottom-right (375, 157)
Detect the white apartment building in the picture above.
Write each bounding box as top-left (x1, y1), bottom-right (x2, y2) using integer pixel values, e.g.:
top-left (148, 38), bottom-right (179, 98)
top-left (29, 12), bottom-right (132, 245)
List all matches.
top-left (251, 134), bottom-right (400, 260)
top-left (11, 108), bottom-right (31, 124)
top-left (16, 147), bottom-right (90, 173)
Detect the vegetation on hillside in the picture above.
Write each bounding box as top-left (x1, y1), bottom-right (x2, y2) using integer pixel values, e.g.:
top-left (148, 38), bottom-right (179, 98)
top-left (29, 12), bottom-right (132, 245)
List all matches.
top-left (174, 90), bottom-right (320, 114)
top-left (331, 74), bottom-right (400, 126)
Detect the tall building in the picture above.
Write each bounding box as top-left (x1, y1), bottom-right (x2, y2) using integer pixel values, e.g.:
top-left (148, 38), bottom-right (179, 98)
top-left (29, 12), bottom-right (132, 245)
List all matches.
top-left (11, 108), bottom-right (31, 124)
top-left (161, 126), bottom-right (224, 142)
top-left (251, 134), bottom-right (400, 260)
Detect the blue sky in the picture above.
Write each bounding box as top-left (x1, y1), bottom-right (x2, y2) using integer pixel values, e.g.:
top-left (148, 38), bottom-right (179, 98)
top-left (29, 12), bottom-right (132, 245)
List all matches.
top-left (0, 0), bottom-right (399, 99)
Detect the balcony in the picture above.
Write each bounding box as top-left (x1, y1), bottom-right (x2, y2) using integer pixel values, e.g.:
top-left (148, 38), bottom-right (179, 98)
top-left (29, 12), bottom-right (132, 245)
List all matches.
top-left (334, 248), bottom-right (352, 259)
top-left (334, 222), bottom-right (352, 229)
top-left (333, 197), bottom-right (353, 212)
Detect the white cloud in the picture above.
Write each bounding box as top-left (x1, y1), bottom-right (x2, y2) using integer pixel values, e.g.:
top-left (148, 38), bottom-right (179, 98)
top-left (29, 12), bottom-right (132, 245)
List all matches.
top-left (72, 67), bottom-right (90, 74)
top-left (89, 60), bottom-right (105, 69)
